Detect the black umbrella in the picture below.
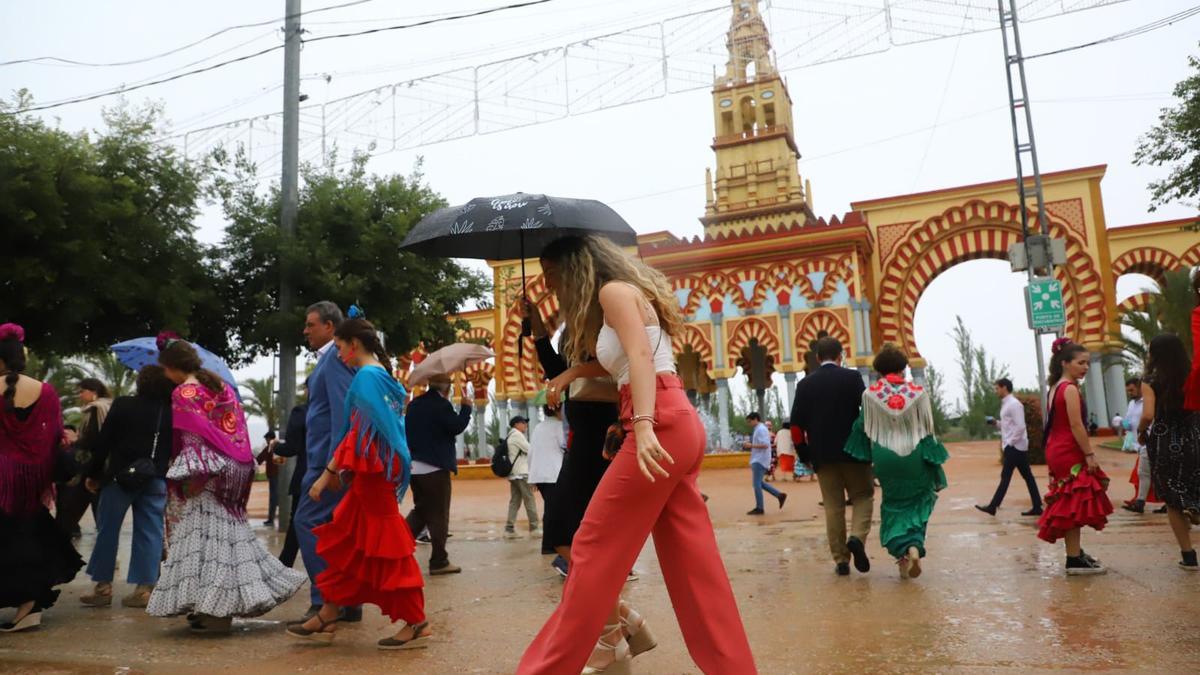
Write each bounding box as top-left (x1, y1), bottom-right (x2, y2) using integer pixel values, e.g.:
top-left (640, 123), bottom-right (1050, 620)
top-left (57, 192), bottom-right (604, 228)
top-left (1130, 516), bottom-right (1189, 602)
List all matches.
top-left (400, 193), bottom-right (637, 264)
top-left (400, 192), bottom-right (638, 364)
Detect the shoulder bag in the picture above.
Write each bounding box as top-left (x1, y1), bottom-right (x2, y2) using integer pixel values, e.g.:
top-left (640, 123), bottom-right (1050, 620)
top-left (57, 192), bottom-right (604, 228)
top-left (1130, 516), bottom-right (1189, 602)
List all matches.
top-left (116, 406), bottom-right (164, 492)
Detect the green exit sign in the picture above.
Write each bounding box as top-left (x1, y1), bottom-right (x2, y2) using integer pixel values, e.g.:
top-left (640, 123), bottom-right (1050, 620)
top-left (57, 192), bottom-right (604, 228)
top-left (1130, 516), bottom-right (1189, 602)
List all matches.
top-left (1026, 278), bottom-right (1065, 331)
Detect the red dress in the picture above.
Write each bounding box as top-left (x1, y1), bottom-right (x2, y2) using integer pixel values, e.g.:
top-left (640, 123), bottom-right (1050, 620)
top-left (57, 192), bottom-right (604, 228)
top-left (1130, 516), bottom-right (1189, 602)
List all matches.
top-left (313, 415), bottom-right (425, 623)
top-left (1185, 306), bottom-right (1200, 412)
top-left (1037, 382), bottom-right (1114, 543)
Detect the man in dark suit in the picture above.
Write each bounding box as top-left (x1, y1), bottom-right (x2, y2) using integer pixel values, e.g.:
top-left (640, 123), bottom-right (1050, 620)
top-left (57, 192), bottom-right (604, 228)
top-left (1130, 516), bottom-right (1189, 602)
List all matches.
top-left (405, 374), bottom-right (472, 575)
top-left (270, 398), bottom-right (309, 568)
top-left (790, 336), bottom-right (873, 576)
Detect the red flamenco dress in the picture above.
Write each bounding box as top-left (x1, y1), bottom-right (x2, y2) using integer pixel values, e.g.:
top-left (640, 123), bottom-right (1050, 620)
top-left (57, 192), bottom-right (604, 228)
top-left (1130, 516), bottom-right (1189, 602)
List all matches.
top-left (1037, 381), bottom-right (1114, 543)
top-left (313, 413), bottom-right (425, 624)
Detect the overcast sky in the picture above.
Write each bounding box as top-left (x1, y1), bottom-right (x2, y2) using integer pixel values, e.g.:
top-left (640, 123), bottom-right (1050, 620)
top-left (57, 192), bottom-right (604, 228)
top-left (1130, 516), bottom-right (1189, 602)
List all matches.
top-left (5, 0), bottom-right (1197, 434)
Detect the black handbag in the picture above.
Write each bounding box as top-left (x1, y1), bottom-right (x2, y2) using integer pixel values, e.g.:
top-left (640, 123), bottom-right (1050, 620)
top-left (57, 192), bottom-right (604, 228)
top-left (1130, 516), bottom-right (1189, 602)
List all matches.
top-left (116, 407), bottom-right (164, 492)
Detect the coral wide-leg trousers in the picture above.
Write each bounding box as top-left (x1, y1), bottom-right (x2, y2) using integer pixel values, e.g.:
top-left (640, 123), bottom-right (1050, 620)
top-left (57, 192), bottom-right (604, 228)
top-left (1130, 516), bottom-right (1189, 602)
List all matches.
top-left (517, 375), bottom-right (757, 675)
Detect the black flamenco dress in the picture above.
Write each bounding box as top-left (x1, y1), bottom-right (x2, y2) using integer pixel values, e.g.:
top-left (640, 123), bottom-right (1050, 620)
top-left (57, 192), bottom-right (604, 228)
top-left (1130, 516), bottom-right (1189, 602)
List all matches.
top-left (0, 384), bottom-right (84, 613)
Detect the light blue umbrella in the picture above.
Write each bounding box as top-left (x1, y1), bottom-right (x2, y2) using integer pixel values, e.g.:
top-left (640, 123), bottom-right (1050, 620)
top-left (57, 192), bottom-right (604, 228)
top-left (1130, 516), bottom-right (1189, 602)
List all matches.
top-left (111, 337), bottom-right (238, 391)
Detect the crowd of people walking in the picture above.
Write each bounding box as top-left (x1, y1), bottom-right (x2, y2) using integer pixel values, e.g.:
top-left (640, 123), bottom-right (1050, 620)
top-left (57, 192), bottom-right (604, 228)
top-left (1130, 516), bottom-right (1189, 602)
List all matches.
top-left (2, 255), bottom-right (1200, 673)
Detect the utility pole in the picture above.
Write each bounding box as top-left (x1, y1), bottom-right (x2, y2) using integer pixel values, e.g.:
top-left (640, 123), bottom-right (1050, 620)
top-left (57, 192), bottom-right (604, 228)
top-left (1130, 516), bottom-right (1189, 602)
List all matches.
top-left (998, 0), bottom-right (1053, 415)
top-left (277, 0), bottom-right (302, 531)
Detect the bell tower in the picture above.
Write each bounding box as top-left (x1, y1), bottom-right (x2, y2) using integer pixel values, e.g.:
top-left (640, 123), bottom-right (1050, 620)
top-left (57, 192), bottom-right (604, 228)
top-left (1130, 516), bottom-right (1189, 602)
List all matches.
top-left (703, 0), bottom-right (813, 238)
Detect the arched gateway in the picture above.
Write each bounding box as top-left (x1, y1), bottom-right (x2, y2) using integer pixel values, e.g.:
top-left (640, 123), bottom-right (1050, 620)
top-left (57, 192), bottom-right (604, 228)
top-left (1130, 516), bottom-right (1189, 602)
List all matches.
top-left (443, 0), bottom-right (1200, 455)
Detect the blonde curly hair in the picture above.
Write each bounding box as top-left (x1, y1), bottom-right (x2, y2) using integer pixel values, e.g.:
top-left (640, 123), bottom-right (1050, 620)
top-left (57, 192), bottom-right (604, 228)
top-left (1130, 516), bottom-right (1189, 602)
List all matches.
top-left (540, 235), bottom-right (683, 364)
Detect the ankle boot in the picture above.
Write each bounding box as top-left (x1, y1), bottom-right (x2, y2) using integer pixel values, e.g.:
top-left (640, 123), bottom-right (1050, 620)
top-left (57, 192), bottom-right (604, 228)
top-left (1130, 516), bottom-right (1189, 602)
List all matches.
top-left (81, 582), bottom-right (113, 607)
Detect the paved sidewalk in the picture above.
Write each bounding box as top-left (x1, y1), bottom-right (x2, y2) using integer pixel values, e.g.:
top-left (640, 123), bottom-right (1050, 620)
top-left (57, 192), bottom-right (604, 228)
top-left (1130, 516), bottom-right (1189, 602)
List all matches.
top-left (3, 440), bottom-right (1198, 673)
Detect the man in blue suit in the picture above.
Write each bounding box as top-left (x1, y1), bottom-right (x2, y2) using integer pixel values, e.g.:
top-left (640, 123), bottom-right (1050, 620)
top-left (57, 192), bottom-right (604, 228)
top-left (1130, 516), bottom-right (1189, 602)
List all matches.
top-left (291, 301), bottom-right (359, 623)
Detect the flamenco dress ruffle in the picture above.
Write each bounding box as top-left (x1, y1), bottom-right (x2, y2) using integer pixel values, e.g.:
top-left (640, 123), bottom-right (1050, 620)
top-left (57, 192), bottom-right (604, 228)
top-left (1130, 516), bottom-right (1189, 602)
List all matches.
top-left (313, 425), bottom-right (425, 624)
top-left (1037, 468), bottom-right (1113, 543)
top-left (0, 507), bottom-right (83, 611)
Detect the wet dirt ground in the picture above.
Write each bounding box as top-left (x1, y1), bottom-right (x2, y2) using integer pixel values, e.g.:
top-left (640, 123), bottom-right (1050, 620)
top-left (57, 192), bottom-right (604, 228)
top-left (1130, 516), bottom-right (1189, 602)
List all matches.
top-left (2, 440), bottom-right (1198, 674)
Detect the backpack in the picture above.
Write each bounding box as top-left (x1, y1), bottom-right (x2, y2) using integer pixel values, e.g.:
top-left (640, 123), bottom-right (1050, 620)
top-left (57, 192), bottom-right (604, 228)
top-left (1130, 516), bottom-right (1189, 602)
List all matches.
top-left (491, 435), bottom-right (514, 478)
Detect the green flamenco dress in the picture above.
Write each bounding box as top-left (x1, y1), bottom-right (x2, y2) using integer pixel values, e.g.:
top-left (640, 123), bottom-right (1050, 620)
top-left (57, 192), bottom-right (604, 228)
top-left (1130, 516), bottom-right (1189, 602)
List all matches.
top-left (845, 376), bottom-right (949, 559)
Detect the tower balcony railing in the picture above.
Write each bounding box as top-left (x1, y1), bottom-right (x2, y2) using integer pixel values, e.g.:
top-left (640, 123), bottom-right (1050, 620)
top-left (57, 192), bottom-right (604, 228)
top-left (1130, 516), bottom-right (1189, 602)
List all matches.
top-left (713, 124), bottom-right (790, 145)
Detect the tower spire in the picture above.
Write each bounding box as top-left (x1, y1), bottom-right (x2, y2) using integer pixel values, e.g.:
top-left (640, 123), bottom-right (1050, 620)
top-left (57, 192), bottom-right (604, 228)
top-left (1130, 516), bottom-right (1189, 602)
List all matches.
top-left (722, 0), bottom-right (775, 85)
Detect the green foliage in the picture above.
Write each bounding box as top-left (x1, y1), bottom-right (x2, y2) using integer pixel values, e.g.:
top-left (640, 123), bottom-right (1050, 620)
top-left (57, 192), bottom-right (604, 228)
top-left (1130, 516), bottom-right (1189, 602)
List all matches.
top-left (240, 376), bottom-right (280, 433)
top-left (78, 353), bottom-right (136, 399)
top-left (207, 150), bottom-right (490, 365)
top-left (730, 385), bottom-right (785, 435)
top-left (0, 93), bottom-right (223, 356)
top-left (951, 316), bottom-right (1009, 440)
top-left (1134, 48), bottom-right (1200, 210)
top-left (25, 351), bottom-right (86, 413)
top-left (1118, 268), bottom-right (1196, 369)
top-left (1016, 392), bottom-right (1046, 465)
top-left (925, 364), bottom-right (951, 435)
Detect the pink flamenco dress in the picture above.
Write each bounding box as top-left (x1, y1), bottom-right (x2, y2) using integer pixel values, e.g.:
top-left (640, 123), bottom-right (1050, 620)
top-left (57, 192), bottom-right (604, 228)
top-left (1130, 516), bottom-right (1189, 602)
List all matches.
top-left (1037, 381), bottom-right (1114, 543)
top-left (313, 413), bottom-right (425, 624)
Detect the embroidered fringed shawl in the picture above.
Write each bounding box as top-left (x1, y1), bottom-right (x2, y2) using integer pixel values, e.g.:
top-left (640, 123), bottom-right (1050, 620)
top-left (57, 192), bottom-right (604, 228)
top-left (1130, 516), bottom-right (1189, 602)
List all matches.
top-left (339, 365), bottom-right (412, 499)
top-left (171, 381), bottom-right (253, 464)
top-left (0, 382), bottom-right (63, 516)
top-left (862, 375), bottom-right (935, 457)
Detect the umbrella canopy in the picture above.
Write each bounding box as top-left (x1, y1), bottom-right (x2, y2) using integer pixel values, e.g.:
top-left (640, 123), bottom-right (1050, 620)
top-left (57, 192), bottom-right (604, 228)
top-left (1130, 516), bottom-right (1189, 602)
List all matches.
top-left (111, 338), bottom-right (238, 391)
top-left (399, 193), bottom-right (637, 261)
top-left (408, 342), bottom-right (494, 387)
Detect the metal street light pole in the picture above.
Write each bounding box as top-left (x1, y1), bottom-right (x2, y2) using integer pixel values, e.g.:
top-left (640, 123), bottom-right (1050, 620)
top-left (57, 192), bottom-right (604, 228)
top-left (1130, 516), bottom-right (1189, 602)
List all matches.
top-left (998, 0), bottom-right (1053, 414)
top-left (277, 0), bottom-right (302, 531)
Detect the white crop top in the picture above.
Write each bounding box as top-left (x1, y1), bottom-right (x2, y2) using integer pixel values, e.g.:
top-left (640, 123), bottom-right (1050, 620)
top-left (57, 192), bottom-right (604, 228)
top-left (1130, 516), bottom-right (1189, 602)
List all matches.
top-left (595, 322), bottom-right (676, 386)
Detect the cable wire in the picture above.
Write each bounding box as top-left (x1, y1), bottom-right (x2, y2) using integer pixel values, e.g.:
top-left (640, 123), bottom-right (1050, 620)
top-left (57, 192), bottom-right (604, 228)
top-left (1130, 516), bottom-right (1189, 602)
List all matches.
top-left (0, 0), bottom-right (383, 68)
top-left (3, 0), bottom-right (554, 115)
top-left (1025, 4), bottom-right (1200, 60)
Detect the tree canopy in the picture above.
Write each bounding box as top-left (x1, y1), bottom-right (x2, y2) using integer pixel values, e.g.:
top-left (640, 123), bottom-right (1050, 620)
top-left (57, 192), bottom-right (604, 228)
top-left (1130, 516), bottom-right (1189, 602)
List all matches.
top-left (1, 93), bottom-right (221, 356)
top-left (2, 95), bottom-right (490, 367)
top-left (208, 151), bottom-right (490, 366)
top-left (1134, 46), bottom-right (1200, 210)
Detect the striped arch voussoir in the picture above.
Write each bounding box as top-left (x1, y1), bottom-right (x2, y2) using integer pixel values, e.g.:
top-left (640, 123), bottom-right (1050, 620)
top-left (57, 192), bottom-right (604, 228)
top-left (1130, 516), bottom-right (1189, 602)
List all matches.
top-left (672, 324), bottom-right (715, 370)
top-left (671, 274), bottom-right (705, 316)
top-left (725, 317), bottom-right (782, 370)
top-left (877, 199), bottom-right (1105, 357)
top-left (795, 309), bottom-right (851, 355)
top-left (727, 267), bottom-right (769, 310)
top-left (1112, 247), bottom-right (1181, 285)
top-left (1118, 292), bottom-right (1155, 315)
top-left (500, 275), bottom-right (554, 395)
top-left (1181, 243), bottom-right (1200, 268)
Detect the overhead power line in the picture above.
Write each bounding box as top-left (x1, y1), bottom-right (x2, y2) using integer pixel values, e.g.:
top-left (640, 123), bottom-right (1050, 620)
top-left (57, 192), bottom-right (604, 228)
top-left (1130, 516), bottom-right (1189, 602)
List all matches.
top-left (0, 0), bottom-right (383, 68)
top-left (2, 0), bottom-right (554, 115)
top-left (1025, 3), bottom-right (1200, 60)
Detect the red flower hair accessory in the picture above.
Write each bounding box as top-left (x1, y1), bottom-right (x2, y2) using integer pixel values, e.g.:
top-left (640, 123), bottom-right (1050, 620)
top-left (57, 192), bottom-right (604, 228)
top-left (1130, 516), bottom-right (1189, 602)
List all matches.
top-left (156, 330), bottom-right (183, 351)
top-left (1051, 337), bottom-right (1073, 355)
top-left (0, 323), bottom-right (25, 343)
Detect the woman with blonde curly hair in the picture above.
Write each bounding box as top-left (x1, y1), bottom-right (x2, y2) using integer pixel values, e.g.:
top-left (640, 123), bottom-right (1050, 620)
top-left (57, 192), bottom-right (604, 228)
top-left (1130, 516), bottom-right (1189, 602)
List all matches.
top-left (517, 236), bottom-right (755, 675)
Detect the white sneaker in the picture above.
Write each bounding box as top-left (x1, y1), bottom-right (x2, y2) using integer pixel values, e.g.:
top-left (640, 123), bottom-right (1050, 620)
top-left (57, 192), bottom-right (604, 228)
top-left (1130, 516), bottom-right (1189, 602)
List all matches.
top-left (503, 530), bottom-right (521, 540)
